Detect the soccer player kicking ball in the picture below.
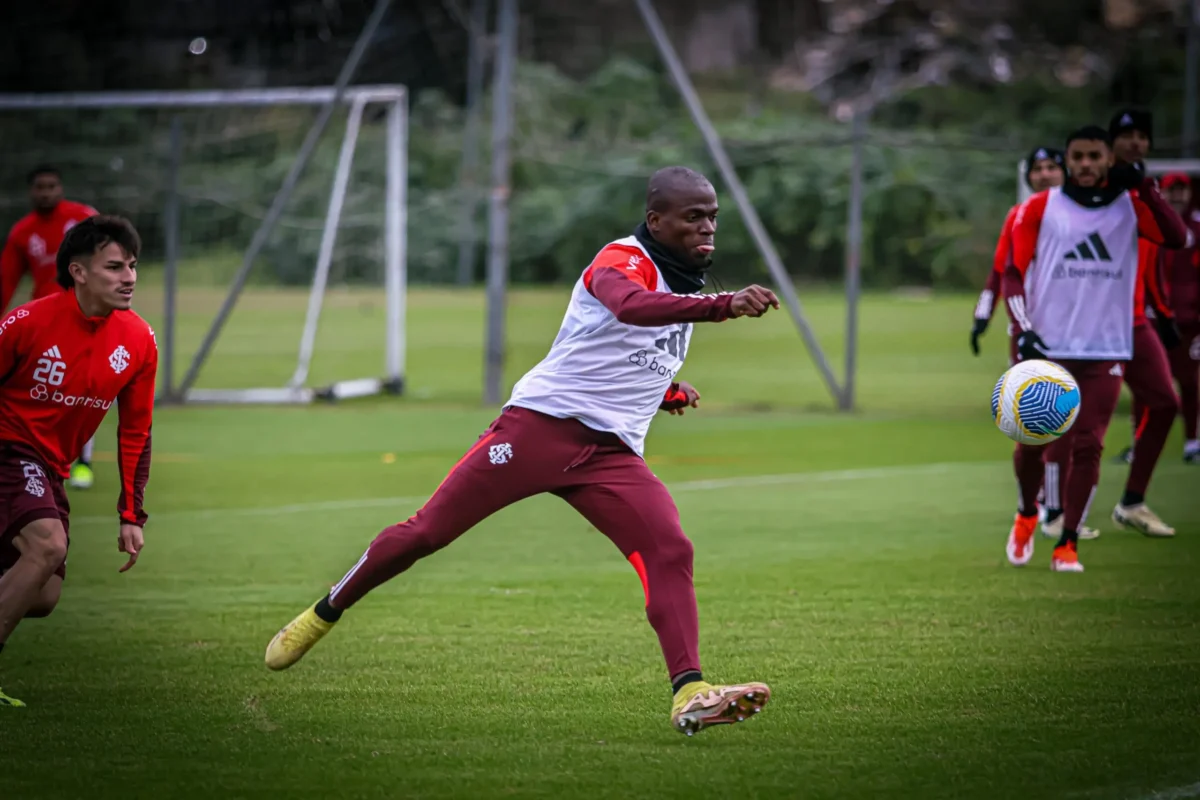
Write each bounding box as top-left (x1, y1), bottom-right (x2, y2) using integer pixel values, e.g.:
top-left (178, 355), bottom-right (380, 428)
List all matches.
top-left (971, 146), bottom-right (1065, 358)
top-left (2, 166), bottom-right (102, 490)
top-left (267, 167), bottom-right (777, 735)
top-left (1002, 126), bottom-right (1187, 572)
top-left (0, 216), bottom-right (157, 707)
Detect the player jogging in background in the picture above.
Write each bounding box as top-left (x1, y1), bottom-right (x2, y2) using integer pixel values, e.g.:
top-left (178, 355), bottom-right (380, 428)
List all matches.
top-left (266, 166), bottom-right (778, 736)
top-left (2, 166), bottom-right (102, 491)
top-left (0, 216), bottom-right (157, 707)
top-left (1098, 109), bottom-right (1185, 537)
top-left (1130, 172), bottom-right (1200, 464)
top-left (971, 146), bottom-right (1064, 357)
top-left (1003, 125), bottom-right (1187, 573)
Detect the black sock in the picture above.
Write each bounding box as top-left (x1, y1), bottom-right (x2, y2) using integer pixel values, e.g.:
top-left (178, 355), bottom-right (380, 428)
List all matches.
top-left (1121, 490), bottom-right (1145, 507)
top-left (1056, 528), bottom-right (1079, 548)
top-left (0, 642), bottom-right (5, 657)
top-left (1045, 508), bottom-right (1063, 523)
top-left (671, 670), bottom-right (703, 694)
top-left (314, 594), bottom-right (343, 624)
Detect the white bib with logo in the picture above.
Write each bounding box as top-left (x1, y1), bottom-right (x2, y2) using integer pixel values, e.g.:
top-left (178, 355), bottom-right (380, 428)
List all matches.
top-left (506, 236), bottom-right (691, 456)
top-left (1025, 187), bottom-right (1138, 360)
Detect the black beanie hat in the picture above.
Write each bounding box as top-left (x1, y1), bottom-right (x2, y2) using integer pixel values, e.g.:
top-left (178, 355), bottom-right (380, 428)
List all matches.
top-left (1109, 108), bottom-right (1153, 145)
top-left (1025, 146), bottom-right (1065, 188)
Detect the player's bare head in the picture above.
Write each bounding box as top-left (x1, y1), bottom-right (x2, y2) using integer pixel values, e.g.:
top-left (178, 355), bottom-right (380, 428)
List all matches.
top-left (1161, 173), bottom-right (1192, 214)
top-left (1024, 147), bottom-right (1065, 193)
top-left (57, 215), bottom-right (141, 313)
top-left (26, 164), bottom-right (63, 212)
top-left (645, 166), bottom-right (718, 269)
top-left (1108, 108), bottom-right (1152, 164)
top-left (1065, 127), bottom-right (1113, 188)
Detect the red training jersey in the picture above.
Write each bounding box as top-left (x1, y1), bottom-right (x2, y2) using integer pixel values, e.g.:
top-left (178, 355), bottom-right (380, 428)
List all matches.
top-left (1129, 187), bottom-right (1175, 326)
top-left (974, 204), bottom-right (1017, 321)
top-left (1144, 218), bottom-right (1200, 325)
top-left (1, 199), bottom-right (99, 313)
top-left (0, 290), bottom-right (157, 525)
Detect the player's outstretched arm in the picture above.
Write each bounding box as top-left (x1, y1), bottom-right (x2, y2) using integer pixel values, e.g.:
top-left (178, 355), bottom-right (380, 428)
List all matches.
top-left (114, 335), bottom-right (158, 569)
top-left (589, 267), bottom-right (737, 326)
top-left (1133, 178), bottom-right (1188, 249)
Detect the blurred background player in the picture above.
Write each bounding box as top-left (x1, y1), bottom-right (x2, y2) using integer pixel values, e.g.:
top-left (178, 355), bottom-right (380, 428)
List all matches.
top-left (1003, 125), bottom-right (1186, 573)
top-left (1100, 109), bottom-right (1184, 538)
top-left (1, 166), bottom-right (101, 491)
top-left (0, 215), bottom-right (156, 707)
top-left (1126, 173), bottom-right (1200, 465)
top-left (265, 166), bottom-right (778, 736)
top-left (971, 146), bottom-right (1064, 358)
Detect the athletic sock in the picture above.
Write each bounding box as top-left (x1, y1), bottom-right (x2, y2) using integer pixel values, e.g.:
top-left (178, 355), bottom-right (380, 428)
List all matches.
top-left (1121, 490), bottom-right (1145, 507)
top-left (314, 594), bottom-right (343, 624)
top-left (1045, 508), bottom-right (1063, 523)
top-left (0, 642), bottom-right (5, 657)
top-left (1055, 529), bottom-right (1079, 549)
top-left (671, 670), bottom-right (703, 694)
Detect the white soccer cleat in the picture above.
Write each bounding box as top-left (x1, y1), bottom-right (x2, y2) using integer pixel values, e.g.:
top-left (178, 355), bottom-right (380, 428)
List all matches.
top-left (1040, 514), bottom-right (1100, 540)
top-left (1112, 504), bottom-right (1175, 538)
top-left (1006, 514), bottom-right (1037, 567)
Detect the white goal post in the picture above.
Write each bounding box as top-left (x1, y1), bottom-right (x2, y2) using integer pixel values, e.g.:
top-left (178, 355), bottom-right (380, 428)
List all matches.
top-left (1017, 157), bottom-right (1200, 202)
top-left (0, 85), bottom-right (409, 406)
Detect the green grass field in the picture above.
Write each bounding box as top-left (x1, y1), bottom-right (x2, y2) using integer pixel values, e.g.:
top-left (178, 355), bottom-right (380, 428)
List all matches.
top-left (4, 285), bottom-right (1199, 800)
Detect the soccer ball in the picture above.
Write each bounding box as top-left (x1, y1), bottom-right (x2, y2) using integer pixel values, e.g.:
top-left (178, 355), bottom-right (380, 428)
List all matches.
top-left (992, 359), bottom-right (1081, 446)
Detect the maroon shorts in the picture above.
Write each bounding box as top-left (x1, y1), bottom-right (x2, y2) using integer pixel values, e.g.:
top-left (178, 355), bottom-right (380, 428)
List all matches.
top-left (1175, 321), bottom-right (1200, 375)
top-left (0, 443), bottom-right (70, 580)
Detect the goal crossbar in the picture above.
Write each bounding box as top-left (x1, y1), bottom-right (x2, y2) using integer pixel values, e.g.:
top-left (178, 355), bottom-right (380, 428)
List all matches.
top-left (0, 85), bottom-right (409, 405)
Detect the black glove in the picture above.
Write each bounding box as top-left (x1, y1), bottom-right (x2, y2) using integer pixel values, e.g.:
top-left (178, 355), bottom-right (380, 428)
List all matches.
top-left (970, 317), bottom-right (989, 356)
top-left (1109, 161), bottom-right (1146, 192)
top-left (1155, 315), bottom-right (1182, 350)
top-left (1016, 330), bottom-right (1050, 362)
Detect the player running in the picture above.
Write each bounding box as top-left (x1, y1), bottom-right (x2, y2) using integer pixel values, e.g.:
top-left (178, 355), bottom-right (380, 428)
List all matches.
top-left (1127, 173), bottom-right (1200, 465)
top-left (2, 166), bottom-right (102, 490)
top-left (266, 167), bottom-right (776, 735)
top-left (0, 216), bottom-right (157, 707)
top-left (1003, 126), bottom-right (1187, 573)
top-left (1098, 109), bottom-right (1186, 537)
top-left (971, 146), bottom-right (1065, 357)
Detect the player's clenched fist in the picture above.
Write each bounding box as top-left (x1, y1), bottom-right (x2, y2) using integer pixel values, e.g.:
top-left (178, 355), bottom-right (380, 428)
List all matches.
top-left (730, 285), bottom-right (780, 318)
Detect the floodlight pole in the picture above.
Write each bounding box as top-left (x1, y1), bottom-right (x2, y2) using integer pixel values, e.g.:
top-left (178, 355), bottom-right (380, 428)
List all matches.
top-left (633, 0), bottom-right (843, 408)
top-left (483, 0), bottom-right (517, 405)
top-left (456, 0), bottom-right (490, 285)
top-left (160, 114), bottom-right (183, 403)
top-left (177, 0), bottom-right (392, 396)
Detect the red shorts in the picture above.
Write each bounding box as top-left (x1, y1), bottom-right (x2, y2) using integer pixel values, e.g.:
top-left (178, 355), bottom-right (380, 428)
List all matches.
top-left (0, 442), bottom-right (70, 579)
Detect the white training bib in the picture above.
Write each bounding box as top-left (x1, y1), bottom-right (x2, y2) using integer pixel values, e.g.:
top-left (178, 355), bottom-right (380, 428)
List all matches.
top-left (1024, 187), bottom-right (1138, 360)
top-left (506, 236), bottom-right (691, 456)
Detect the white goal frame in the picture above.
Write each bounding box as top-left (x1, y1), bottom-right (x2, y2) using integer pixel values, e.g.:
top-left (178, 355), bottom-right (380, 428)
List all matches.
top-left (0, 85), bottom-right (409, 405)
top-left (1017, 157), bottom-right (1200, 202)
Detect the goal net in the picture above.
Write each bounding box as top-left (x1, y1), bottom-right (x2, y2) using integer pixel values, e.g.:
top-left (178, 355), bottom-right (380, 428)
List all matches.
top-left (0, 86), bottom-right (408, 405)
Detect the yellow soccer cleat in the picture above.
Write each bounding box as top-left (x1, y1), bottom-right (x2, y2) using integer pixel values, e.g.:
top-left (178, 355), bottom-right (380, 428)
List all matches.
top-left (0, 687), bottom-right (26, 707)
top-left (670, 680), bottom-right (770, 736)
top-left (265, 602), bottom-right (336, 671)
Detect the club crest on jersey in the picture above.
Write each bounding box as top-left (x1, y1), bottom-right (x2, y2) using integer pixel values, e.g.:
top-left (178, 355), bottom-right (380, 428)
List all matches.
top-left (488, 443), bottom-right (514, 465)
top-left (27, 234), bottom-right (46, 258)
top-left (109, 345), bottom-right (131, 374)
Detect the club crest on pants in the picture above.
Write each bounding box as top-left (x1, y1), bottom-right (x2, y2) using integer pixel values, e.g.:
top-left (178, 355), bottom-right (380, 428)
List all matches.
top-left (488, 442), bottom-right (514, 465)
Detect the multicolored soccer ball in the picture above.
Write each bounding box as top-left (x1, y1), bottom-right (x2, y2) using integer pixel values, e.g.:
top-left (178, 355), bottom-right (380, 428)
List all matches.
top-left (992, 359), bottom-right (1081, 445)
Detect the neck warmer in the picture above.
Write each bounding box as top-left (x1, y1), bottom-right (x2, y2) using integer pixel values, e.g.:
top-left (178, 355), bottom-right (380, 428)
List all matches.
top-left (633, 222), bottom-right (707, 295)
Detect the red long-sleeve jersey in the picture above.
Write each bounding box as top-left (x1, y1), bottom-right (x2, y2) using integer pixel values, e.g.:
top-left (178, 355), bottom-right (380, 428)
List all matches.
top-left (0, 290), bottom-right (157, 525)
top-left (975, 205), bottom-right (1018, 321)
top-left (1143, 218), bottom-right (1200, 325)
top-left (1, 200), bottom-right (99, 313)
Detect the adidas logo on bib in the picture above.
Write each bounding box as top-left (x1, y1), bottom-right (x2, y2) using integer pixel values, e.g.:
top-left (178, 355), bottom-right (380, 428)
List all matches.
top-left (1062, 232), bottom-right (1111, 262)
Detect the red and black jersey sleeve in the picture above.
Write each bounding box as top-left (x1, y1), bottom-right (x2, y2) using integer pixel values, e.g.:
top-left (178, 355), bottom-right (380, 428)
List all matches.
top-left (975, 206), bottom-right (1018, 320)
top-left (1, 221), bottom-right (29, 314)
top-left (1132, 182), bottom-right (1188, 248)
top-left (1002, 192), bottom-right (1048, 335)
top-left (115, 329), bottom-right (158, 526)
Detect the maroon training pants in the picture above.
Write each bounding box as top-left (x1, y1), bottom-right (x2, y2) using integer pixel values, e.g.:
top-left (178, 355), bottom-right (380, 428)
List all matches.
top-left (1123, 323), bottom-right (1180, 494)
top-left (1014, 359), bottom-right (1124, 534)
top-left (329, 406), bottom-right (700, 679)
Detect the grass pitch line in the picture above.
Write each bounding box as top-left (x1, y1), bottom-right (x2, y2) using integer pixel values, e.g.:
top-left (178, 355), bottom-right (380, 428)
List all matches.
top-left (72, 460), bottom-right (1002, 527)
top-left (1134, 782), bottom-right (1200, 800)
